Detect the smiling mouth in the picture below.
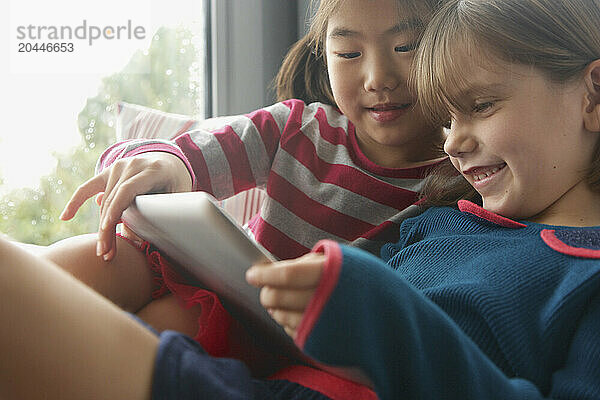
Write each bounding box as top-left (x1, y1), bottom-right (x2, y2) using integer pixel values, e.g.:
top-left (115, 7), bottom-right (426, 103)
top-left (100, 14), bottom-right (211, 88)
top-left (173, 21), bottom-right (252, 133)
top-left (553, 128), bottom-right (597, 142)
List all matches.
top-left (467, 163), bottom-right (507, 181)
top-left (369, 103), bottom-right (411, 111)
top-left (367, 103), bottom-right (412, 122)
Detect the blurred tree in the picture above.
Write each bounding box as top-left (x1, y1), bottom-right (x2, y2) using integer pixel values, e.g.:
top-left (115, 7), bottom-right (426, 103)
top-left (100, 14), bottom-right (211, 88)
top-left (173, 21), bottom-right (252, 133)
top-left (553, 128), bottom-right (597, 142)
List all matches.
top-left (0, 26), bottom-right (203, 245)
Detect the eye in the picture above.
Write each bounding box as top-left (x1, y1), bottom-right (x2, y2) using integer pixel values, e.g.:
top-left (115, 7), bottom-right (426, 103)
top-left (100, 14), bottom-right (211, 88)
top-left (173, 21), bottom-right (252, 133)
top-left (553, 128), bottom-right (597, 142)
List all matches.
top-left (395, 43), bottom-right (417, 53)
top-left (472, 101), bottom-right (494, 113)
top-left (336, 52), bottom-right (361, 59)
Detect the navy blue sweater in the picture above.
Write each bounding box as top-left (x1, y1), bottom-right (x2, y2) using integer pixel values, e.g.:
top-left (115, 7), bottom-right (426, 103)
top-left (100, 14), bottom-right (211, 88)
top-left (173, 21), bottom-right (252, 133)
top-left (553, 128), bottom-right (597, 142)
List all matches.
top-left (296, 201), bottom-right (600, 399)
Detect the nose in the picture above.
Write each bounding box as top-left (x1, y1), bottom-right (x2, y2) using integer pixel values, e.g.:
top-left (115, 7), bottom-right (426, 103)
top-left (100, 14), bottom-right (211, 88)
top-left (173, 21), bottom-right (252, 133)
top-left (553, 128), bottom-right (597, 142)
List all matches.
top-left (363, 52), bottom-right (401, 92)
top-left (443, 122), bottom-right (478, 158)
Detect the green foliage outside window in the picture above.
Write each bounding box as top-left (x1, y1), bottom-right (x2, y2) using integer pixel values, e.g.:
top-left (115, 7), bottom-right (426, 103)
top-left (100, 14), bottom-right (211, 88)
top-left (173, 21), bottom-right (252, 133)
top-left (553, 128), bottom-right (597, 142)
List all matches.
top-left (1, 26), bottom-right (203, 245)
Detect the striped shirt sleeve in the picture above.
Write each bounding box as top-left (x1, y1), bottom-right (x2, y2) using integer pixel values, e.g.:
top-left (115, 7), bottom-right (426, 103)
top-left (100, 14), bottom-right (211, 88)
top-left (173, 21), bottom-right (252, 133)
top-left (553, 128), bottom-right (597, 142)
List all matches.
top-left (96, 102), bottom-right (301, 199)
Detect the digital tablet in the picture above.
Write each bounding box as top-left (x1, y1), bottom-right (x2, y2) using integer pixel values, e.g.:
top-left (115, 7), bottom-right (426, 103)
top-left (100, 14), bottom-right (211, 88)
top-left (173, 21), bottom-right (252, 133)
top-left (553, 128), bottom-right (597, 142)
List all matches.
top-left (122, 191), bottom-right (373, 386)
top-left (121, 192), bottom-right (299, 355)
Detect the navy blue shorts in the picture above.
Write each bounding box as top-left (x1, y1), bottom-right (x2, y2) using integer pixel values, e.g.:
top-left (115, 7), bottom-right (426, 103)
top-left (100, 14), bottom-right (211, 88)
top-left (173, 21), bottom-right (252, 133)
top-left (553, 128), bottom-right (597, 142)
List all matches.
top-left (152, 331), bottom-right (331, 399)
top-left (127, 314), bottom-right (330, 399)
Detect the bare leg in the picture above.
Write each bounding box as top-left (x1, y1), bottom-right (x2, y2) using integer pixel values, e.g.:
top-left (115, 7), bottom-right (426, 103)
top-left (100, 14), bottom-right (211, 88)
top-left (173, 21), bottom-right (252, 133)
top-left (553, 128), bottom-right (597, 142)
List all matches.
top-left (137, 294), bottom-right (202, 337)
top-left (0, 236), bottom-right (158, 400)
top-left (44, 233), bottom-right (204, 338)
top-left (42, 233), bottom-right (155, 312)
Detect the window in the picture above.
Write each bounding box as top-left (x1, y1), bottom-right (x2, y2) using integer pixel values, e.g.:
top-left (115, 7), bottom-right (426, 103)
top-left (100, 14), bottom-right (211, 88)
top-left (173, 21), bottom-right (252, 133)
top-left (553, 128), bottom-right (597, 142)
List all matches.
top-left (4, 0), bottom-right (210, 244)
top-left (4, 0), bottom-right (301, 246)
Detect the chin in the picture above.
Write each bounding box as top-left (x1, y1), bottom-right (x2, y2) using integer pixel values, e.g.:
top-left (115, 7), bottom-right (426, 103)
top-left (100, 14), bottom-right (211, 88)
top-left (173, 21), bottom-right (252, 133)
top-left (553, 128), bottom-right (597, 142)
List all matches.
top-left (482, 199), bottom-right (518, 219)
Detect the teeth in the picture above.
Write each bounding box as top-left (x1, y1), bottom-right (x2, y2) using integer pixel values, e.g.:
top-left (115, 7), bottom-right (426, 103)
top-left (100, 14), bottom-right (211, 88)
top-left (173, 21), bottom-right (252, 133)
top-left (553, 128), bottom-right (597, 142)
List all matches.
top-left (472, 166), bottom-right (501, 181)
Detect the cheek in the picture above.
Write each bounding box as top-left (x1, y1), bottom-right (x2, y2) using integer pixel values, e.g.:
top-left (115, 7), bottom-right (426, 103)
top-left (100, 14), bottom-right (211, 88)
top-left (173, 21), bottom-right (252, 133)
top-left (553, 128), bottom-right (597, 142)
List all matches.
top-left (326, 62), bottom-right (343, 100)
top-left (327, 65), bottom-right (356, 113)
top-left (325, 52), bottom-right (342, 85)
top-left (328, 62), bottom-right (348, 87)
top-left (483, 119), bottom-right (524, 156)
top-left (449, 157), bottom-right (461, 172)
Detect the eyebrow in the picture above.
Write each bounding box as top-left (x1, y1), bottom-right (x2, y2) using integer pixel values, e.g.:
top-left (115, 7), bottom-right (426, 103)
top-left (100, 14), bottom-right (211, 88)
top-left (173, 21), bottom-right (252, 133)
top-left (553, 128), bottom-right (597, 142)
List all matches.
top-left (327, 18), bottom-right (422, 39)
top-left (453, 83), bottom-right (511, 100)
top-left (446, 82), bottom-right (512, 114)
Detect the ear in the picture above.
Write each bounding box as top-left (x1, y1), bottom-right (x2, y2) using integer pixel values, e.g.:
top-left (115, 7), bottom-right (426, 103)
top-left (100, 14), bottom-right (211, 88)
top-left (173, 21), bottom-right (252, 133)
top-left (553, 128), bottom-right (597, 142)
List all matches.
top-left (583, 59), bottom-right (600, 132)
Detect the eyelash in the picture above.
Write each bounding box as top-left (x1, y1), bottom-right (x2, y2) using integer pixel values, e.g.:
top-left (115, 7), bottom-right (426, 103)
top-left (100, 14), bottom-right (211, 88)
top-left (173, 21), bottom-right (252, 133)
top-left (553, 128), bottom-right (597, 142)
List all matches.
top-left (336, 43), bottom-right (417, 59)
top-left (337, 52), bottom-right (361, 59)
top-left (472, 101), bottom-right (495, 113)
top-left (395, 43), bottom-right (417, 52)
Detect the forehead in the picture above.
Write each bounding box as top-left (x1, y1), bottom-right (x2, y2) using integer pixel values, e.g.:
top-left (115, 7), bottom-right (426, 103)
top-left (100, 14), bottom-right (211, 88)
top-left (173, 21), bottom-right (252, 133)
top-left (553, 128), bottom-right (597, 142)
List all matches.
top-left (447, 58), bottom-right (507, 97)
top-left (326, 0), bottom-right (424, 36)
top-left (450, 53), bottom-right (543, 96)
top-left (422, 41), bottom-right (542, 119)
top-left (437, 43), bottom-right (520, 98)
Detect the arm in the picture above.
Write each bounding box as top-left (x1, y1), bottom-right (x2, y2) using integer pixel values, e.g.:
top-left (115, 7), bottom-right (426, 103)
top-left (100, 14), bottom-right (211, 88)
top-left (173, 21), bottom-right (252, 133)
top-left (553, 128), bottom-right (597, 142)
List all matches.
top-left (60, 150), bottom-right (193, 260)
top-left (250, 240), bottom-right (600, 400)
top-left (61, 101), bottom-right (299, 259)
top-left (94, 99), bottom-right (309, 201)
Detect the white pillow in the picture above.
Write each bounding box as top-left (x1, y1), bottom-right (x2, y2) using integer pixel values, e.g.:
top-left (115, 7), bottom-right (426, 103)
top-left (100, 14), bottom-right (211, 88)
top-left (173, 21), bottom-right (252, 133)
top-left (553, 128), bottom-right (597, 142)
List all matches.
top-left (116, 101), bottom-right (239, 141)
top-left (114, 102), bottom-right (264, 225)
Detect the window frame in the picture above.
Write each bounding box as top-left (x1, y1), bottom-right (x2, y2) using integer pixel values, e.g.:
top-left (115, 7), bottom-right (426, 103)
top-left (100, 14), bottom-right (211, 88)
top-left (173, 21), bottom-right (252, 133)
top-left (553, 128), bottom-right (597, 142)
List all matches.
top-left (209, 0), bottom-right (303, 116)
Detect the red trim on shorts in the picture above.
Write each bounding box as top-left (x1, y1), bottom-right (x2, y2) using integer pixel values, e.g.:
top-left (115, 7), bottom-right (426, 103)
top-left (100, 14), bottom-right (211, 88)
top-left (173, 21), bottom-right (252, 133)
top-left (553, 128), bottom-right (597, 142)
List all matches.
top-left (270, 365), bottom-right (377, 400)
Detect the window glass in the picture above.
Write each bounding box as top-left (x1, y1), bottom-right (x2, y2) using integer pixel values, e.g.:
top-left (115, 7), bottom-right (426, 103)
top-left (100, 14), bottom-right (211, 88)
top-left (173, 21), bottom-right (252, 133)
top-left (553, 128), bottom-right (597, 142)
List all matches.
top-left (3, 0), bottom-right (209, 244)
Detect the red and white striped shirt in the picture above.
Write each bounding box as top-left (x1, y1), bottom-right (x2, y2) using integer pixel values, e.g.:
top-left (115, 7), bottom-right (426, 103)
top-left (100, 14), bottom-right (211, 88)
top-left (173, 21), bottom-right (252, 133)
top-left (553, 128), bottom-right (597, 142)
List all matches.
top-left (98, 99), bottom-right (440, 260)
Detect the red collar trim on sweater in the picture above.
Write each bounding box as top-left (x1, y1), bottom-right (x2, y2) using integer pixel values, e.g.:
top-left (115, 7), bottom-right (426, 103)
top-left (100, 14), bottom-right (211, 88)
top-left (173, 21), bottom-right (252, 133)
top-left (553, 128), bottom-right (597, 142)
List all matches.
top-left (457, 200), bottom-right (527, 228)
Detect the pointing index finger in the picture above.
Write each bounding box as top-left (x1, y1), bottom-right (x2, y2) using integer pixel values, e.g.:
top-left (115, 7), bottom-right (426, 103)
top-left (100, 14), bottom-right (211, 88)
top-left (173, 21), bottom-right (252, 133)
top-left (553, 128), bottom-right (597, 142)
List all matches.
top-left (60, 174), bottom-right (107, 220)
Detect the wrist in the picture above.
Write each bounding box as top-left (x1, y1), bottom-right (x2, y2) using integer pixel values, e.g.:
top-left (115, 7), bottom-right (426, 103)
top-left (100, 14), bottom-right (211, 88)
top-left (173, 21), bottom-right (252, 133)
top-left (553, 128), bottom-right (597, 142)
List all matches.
top-left (145, 152), bottom-right (193, 192)
top-left (173, 156), bottom-right (193, 192)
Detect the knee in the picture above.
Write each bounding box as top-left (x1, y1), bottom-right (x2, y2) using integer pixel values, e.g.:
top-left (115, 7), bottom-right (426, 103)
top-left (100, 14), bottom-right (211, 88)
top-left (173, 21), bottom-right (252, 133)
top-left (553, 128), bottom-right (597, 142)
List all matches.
top-left (137, 295), bottom-right (202, 337)
top-left (42, 233), bottom-right (98, 266)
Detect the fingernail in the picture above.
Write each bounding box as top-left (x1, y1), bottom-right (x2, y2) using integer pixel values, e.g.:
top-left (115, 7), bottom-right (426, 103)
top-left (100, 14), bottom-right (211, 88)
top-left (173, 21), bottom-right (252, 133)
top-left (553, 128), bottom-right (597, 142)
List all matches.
top-left (245, 268), bottom-right (256, 281)
top-left (59, 206), bottom-right (70, 219)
